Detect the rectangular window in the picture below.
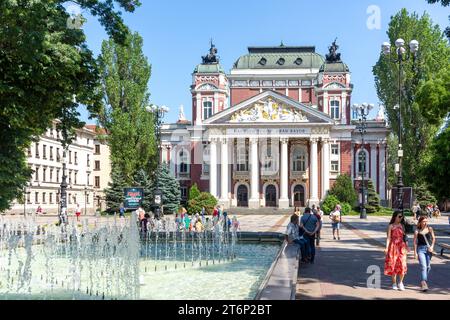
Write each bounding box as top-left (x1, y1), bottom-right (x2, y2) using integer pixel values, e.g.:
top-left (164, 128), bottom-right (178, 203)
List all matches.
top-left (35, 167), bottom-right (39, 181)
top-left (35, 192), bottom-right (39, 204)
top-left (331, 144), bottom-right (339, 155)
top-left (43, 145), bottom-right (47, 159)
top-left (74, 152), bottom-right (78, 165)
top-left (56, 193), bottom-right (60, 204)
top-left (180, 187), bottom-right (187, 199)
top-left (57, 169), bottom-right (60, 182)
top-left (69, 151), bottom-right (72, 164)
top-left (87, 138), bottom-right (90, 145)
top-left (56, 148), bottom-right (60, 162)
top-left (94, 160), bottom-right (100, 171)
top-left (42, 168), bottom-right (46, 182)
top-left (68, 193), bottom-right (72, 204)
top-left (35, 143), bottom-right (40, 158)
top-left (69, 170), bottom-right (72, 184)
top-left (95, 144), bottom-right (100, 154)
top-left (203, 101), bottom-right (213, 120)
top-left (74, 171), bottom-right (78, 184)
top-left (42, 192), bottom-right (46, 204)
top-left (26, 192), bottom-right (31, 204)
top-left (95, 176), bottom-right (100, 188)
top-left (87, 154), bottom-right (90, 167)
top-left (28, 147), bottom-right (32, 157)
top-left (49, 193), bottom-right (53, 204)
top-left (331, 160), bottom-right (339, 172)
top-left (50, 146), bottom-right (53, 160)
top-left (50, 168), bottom-right (53, 182)
top-left (87, 173), bottom-right (90, 186)
top-left (330, 100), bottom-right (340, 119)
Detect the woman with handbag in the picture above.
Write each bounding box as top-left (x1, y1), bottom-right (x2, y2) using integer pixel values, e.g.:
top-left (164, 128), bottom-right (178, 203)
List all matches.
top-left (384, 211), bottom-right (409, 291)
top-left (413, 216), bottom-right (436, 292)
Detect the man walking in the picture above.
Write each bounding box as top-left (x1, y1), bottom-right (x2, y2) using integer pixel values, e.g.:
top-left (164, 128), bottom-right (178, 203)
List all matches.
top-left (300, 207), bottom-right (320, 264)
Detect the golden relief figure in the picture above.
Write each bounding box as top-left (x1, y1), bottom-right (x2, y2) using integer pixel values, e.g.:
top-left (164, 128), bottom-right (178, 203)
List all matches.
top-left (230, 98), bottom-right (307, 122)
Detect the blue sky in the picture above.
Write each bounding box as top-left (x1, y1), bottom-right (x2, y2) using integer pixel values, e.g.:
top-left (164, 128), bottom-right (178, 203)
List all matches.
top-left (76, 0), bottom-right (449, 124)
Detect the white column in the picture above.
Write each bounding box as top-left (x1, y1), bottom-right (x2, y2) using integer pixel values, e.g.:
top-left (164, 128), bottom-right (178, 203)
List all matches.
top-left (196, 93), bottom-right (202, 125)
top-left (379, 143), bottom-right (386, 201)
top-left (370, 143), bottom-right (378, 192)
top-left (309, 138), bottom-right (319, 204)
top-left (220, 138), bottom-right (229, 208)
top-left (321, 138), bottom-right (330, 199)
top-left (209, 139), bottom-right (217, 198)
top-left (279, 138), bottom-right (289, 208)
top-left (350, 142), bottom-right (355, 182)
top-left (341, 93), bottom-right (347, 125)
top-left (249, 137), bottom-right (260, 209)
top-left (323, 92), bottom-right (329, 114)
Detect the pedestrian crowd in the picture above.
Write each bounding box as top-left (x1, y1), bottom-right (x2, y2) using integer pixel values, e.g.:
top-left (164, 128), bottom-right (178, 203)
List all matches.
top-left (285, 204), bottom-right (341, 264)
top-left (412, 202), bottom-right (441, 219)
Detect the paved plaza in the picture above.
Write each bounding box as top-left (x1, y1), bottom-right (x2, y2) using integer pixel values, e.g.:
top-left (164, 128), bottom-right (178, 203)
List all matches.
top-left (1, 212), bottom-right (449, 300)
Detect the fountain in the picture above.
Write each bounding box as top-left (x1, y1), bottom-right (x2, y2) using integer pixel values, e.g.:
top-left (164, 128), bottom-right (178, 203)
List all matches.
top-left (0, 214), bottom-right (281, 300)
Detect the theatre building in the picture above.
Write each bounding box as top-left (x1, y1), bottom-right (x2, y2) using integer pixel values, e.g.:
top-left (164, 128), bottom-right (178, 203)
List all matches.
top-left (161, 42), bottom-right (389, 209)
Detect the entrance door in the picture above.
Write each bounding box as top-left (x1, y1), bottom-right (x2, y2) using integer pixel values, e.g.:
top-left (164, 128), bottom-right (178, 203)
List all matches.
top-left (293, 185), bottom-right (305, 207)
top-left (237, 185), bottom-right (248, 207)
top-left (265, 185), bottom-right (277, 207)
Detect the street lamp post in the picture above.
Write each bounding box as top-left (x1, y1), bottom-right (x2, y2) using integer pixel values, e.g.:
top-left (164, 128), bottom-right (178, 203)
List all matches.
top-left (381, 38), bottom-right (419, 214)
top-left (352, 103), bottom-right (374, 219)
top-left (145, 104), bottom-right (169, 219)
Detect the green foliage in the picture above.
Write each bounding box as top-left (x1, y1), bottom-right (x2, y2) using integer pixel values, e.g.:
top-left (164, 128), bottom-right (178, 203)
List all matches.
top-left (328, 174), bottom-right (357, 206)
top-left (105, 168), bottom-right (127, 212)
top-left (426, 0), bottom-right (450, 40)
top-left (423, 127), bottom-right (450, 200)
top-left (413, 183), bottom-right (437, 207)
top-left (373, 9), bottom-right (450, 188)
top-left (133, 169), bottom-right (154, 212)
top-left (321, 195), bottom-right (340, 215)
top-left (189, 184), bottom-right (201, 200)
top-left (188, 192), bottom-right (218, 215)
top-left (365, 180), bottom-right (381, 214)
top-left (152, 163), bottom-right (180, 214)
top-left (0, 0), bottom-right (139, 212)
top-left (97, 32), bottom-right (156, 184)
top-left (340, 203), bottom-right (352, 215)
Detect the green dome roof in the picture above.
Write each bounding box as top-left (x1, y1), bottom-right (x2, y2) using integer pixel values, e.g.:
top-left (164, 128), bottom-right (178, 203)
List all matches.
top-left (319, 61), bottom-right (349, 72)
top-left (232, 46), bottom-right (325, 70)
top-left (193, 63), bottom-right (225, 74)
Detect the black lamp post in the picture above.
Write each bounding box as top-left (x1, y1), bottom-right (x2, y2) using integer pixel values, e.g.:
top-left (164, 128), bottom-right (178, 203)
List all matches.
top-left (352, 103), bottom-right (374, 219)
top-left (381, 38), bottom-right (419, 214)
top-left (145, 104), bottom-right (169, 218)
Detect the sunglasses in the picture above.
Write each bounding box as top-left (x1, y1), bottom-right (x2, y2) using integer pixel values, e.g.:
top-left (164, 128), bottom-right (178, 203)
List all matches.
top-left (397, 215), bottom-right (403, 218)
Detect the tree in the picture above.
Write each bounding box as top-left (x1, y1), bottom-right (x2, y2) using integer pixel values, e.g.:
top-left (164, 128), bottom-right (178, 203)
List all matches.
top-left (321, 195), bottom-right (340, 215)
top-left (188, 192), bottom-right (218, 215)
top-left (133, 169), bottom-right (154, 213)
top-left (373, 9), bottom-right (450, 188)
top-left (105, 168), bottom-right (128, 212)
top-left (328, 174), bottom-right (358, 206)
top-left (152, 163), bottom-right (180, 214)
top-left (189, 183), bottom-right (201, 201)
top-left (413, 183), bottom-right (437, 207)
top-left (0, 0), bottom-right (140, 212)
top-left (365, 180), bottom-right (381, 214)
top-left (422, 127), bottom-right (450, 201)
top-left (97, 32), bottom-right (157, 184)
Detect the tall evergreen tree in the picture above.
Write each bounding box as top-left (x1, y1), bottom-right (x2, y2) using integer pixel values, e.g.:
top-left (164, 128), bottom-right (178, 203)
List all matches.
top-left (373, 9), bottom-right (450, 188)
top-left (152, 163), bottom-right (180, 214)
top-left (365, 180), bottom-right (381, 213)
top-left (0, 0), bottom-right (140, 212)
top-left (97, 32), bottom-right (157, 184)
top-left (328, 174), bottom-right (358, 206)
top-left (133, 169), bottom-right (153, 212)
top-left (105, 168), bottom-right (128, 212)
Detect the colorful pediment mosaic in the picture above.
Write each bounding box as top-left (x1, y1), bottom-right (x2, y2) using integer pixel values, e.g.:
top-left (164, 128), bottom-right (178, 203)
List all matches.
top-left (229, 98), bottom-right (308, 123)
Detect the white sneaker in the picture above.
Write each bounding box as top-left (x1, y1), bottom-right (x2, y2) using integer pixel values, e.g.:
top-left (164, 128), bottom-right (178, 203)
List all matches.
top-left (392, 283), bottom-right (398, 290)
top-left (398, 283), bottom-right (405, 291)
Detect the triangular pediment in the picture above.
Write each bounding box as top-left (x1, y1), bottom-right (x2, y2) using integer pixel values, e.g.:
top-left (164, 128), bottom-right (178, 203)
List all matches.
top-left (203, 90), bottom-right (334, 125)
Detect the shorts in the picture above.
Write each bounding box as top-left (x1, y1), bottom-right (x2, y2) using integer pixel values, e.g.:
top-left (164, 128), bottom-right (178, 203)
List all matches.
top-left (332, 222), bottom-right (340, 230)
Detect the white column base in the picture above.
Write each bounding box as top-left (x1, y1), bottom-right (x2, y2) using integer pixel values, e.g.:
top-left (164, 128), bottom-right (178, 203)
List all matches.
top-left (231, 198), bottom-right (237, 207)
top-left (219, 199), bottom-right (230, 209)
top-left (278, 198), bottom-right (290, 209)
top-left (248, 198), bottom-right (260, 209)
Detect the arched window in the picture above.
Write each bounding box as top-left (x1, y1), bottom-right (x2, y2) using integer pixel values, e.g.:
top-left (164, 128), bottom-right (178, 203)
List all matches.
top-left (178, 149), bottom-right (189, 173)
top-left (292, 146), bottom-right (306, 172)
top-left (357, 149), bottom-right (368, 175)
top-left (261, 139), bottom-right (278, 173)
top-left (330, 100), bottom-right (340, 119)
top-left (236, 145), bottom-right (248, 171)
top-left (203, 100), bottom-right (213, 119)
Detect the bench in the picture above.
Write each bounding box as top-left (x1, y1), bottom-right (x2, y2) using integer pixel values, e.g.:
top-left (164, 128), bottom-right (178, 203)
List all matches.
top-left (438, 243), bottom-right (450, 256)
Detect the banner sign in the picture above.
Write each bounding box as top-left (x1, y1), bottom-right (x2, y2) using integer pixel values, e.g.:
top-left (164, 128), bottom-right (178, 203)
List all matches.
top-left (124, 187), bottom-right (144, 209)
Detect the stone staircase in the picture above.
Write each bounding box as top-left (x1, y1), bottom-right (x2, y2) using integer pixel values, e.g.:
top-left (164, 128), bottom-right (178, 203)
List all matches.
top-left (226, 207), bottom-right (299, 215)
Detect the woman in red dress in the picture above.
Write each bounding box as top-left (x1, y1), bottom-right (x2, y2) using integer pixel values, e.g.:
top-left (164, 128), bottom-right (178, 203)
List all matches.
top-left (384, 211), bottom-right (409, 290)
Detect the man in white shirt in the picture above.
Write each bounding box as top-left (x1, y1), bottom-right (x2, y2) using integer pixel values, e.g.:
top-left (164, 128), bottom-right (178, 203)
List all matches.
top-left (329, 204), bottom-right (342, 240)
top-left (285, 214), bottom-right (307, 262)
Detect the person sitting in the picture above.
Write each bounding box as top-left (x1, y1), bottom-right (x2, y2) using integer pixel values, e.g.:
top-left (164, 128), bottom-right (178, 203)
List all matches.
top-left (285, 214), bottom-right (307, 262)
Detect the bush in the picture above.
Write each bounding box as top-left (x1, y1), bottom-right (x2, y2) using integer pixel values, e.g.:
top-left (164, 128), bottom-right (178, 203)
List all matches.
top-left (321, 195), bottom-right (340, 214)
top-left (341, 203), bottom-right (352, 215)
top-left (189, 183), bottom-right (201, 200)
top-left (187, 192), bottom-right (217, 215)
top-left (329, 174), bottom-right (358, 206)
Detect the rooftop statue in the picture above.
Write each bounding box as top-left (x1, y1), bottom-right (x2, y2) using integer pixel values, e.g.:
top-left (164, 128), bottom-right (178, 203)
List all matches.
top-left (202, 40), bottom-right (219, 64)
top-left (325, 38), bottom-right (342, 63)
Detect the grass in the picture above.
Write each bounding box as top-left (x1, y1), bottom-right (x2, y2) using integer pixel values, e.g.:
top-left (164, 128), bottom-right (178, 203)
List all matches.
top-left (345, 207), bottom-right (395, 216)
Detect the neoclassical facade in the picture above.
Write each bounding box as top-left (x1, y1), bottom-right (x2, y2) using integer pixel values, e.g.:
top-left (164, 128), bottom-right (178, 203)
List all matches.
top-left (161, 42), bottom-right (389, 209)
